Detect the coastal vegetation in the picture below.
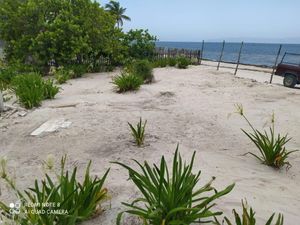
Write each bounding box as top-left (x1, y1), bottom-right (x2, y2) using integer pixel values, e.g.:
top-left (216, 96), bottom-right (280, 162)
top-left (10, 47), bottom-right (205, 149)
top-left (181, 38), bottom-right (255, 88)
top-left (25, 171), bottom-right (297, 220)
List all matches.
top-left (236, 104), bottom-right (298, 169)
top-left (215, 201), bottom-right (284, 225)
top-left (128, 117), bottom-right (147, 147)
top-left (0, 156), bottom-right (109, 224)
top-left (114, 146), bottom-right (235, 224)
top-left (112, 73), bottom-right (143, 92)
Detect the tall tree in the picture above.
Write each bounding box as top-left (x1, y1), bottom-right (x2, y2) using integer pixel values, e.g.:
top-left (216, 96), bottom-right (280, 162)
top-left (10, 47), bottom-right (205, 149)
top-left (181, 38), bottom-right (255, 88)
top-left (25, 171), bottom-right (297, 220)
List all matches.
top-left (105, 1), bottom-right (131, 28)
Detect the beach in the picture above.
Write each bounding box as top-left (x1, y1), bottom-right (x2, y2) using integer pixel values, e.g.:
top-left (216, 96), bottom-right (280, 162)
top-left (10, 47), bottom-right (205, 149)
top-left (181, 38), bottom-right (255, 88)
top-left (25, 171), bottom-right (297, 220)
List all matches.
top-left (1, 62), bottom-right (300, 224)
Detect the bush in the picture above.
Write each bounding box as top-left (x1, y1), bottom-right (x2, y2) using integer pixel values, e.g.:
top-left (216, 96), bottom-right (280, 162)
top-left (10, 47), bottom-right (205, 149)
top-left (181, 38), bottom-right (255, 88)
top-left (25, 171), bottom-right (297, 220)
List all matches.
top-left (168, 57), bottom-right (177, 67)
top-left (128, 59), bottom-right (154, 83)
top-left (66, 64), bottom-right (88, 78)
top-left (128, 117), bottom-right (147, 146)
top-left (235, 104), bottom-right (298, 169)
top-left (215, 201), bottom-right (284, 225)
top-left (112, 73), bottom-right (143, 93)
top-left (114, 146), bottom-right (235, 225)
top-left (0, 155), bottom-right (109, 224)
top-left (0, 66), bottom-right (17, 91)
top-left (54, 67), bottom-right (73, 84)
top-left (177, 57), bottom-right (191, 69)
top-left (43, 79), bottom-right (59, 99)
top-left (152, 58), bottom-right (168, 68)
top-left (11, 73), bottom-right (45, 109)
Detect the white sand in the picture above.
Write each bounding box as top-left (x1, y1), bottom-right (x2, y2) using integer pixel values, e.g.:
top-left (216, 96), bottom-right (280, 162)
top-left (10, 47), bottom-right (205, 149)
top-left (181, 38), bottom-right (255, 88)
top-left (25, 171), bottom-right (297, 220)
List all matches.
top-left (0, 62), bottom-right (300, 224)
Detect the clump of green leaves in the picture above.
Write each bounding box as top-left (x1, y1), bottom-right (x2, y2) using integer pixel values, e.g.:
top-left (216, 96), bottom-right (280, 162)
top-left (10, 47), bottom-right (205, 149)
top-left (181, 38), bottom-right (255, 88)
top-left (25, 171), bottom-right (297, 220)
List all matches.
top-left (0, 155), bottom-right (110, 225)
top-left (127, 59), bottom-right (154, 83)
top-left (177, 57), bottom-right (191, 69)
top-left (53, 67), bottom-right (73, 84)
top-left (65, 64), bottom-right (88, 78)
top-left (112, 73), bottom-right (143, 93)
top-left (128, 117), bottom-right (147, 146)
top-left (168, 57), bottom-right (177, 67)
top-left (235, 104), bottom-right (298, 169)
top-left (11, 73), bottom-right (45, 109)
top-left (215, 200), bottom-right (284, 225)
top-left (43, 79), bottom-right (60, 99)
top-left (152, 58), bottom-right (168, 68)
top-left (114, 146), bottom-right (235, 225)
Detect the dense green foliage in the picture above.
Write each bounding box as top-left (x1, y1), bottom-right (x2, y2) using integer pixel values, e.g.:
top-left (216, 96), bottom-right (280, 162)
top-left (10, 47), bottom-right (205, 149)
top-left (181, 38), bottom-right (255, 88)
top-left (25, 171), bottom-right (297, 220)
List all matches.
top-left (127, 59), bottom-right (154, 83)
top-left (124, 29), bottom-right (157, 59)
top-left (128, 117), bottom-right (147, 146)
top-left (236, 104), bottom-right (298, 169)
top-left (112, 73), bottom-right (143, 92)
top-left (11, 73), bottom-right (59, 108)
top-left (177, 56), bottom-right (191, 69)
top-left (114, 146), bottom-right (235, 225)
top-left (0, 156), bottom-right (109, 225)
top-left (168, 57), bottom-right (177, 66)
top-left (215, 201), bottom-right (284, 225)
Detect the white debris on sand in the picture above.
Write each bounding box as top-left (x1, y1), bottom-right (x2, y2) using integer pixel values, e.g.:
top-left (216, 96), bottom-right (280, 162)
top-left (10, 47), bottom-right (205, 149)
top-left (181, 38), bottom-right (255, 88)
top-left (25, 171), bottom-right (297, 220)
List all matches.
top-left (30, 118), bottom-right (72, 136)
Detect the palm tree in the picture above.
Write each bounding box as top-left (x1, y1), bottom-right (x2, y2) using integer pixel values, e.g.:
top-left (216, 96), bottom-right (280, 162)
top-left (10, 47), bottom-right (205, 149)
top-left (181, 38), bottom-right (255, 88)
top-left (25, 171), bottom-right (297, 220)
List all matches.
top-left (105, 1), bottom-right (131, 28)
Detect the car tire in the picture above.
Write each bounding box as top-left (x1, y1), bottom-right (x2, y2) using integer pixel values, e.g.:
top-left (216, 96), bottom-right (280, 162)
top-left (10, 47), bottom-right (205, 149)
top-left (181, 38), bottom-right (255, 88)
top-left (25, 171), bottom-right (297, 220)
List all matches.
top-left (283, 74), bottom-right (297, 88)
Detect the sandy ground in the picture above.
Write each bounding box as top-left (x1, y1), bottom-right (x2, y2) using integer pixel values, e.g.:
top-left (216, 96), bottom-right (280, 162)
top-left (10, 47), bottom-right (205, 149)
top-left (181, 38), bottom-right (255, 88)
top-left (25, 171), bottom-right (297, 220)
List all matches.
top-left (0, 62), bottom-right (300, 224)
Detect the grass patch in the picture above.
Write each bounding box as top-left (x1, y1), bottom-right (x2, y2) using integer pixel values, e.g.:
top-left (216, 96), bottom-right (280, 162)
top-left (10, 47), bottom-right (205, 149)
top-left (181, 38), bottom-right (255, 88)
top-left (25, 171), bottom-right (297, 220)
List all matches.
top-left (113, 146), bottom-right (235, 225)
top-left (11, 73), bottom-right (45, 109)
top-left (128, 117), bottom-right (147, 146)
top-left (112, 73), bottom-right (143, 93)
top-left (43, 79), bottom-right (60, 99)
top-left (235, 104), bottom-right (298, 169)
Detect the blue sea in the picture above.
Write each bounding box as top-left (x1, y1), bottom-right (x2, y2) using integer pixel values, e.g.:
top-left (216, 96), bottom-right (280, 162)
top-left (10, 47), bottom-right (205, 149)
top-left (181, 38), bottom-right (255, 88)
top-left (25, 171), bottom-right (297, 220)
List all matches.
top-left (156, 41), bottom-right (300, 67)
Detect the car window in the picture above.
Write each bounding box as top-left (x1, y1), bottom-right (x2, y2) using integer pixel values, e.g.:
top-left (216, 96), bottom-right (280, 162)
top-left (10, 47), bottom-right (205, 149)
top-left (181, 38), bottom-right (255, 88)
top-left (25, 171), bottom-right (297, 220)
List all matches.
top-left (282, 53), bottom-right (300, 65)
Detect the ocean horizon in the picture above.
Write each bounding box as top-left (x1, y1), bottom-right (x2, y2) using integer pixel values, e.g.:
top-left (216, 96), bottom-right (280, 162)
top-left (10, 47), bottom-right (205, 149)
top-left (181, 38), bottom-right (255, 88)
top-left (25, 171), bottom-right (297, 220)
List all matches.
top-left (156, 41), bottom-right (300, 67)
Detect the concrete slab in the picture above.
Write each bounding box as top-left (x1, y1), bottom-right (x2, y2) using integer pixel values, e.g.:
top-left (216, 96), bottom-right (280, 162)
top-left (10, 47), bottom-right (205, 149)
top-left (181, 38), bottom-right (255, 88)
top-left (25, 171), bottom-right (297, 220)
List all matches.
top-left (30, 118), bottom-right (72, 136)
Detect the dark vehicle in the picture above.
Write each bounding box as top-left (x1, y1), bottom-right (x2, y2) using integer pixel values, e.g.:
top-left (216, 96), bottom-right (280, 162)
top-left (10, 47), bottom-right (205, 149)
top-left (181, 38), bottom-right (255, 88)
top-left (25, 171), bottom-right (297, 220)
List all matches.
top-left (275, 52), bottom-right (300, 88)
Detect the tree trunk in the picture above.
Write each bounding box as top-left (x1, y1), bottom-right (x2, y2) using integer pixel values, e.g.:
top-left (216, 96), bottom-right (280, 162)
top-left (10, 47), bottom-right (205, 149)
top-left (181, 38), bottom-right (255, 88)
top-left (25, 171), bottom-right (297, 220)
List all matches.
top-left (0, 91), bottom-right (4, 112)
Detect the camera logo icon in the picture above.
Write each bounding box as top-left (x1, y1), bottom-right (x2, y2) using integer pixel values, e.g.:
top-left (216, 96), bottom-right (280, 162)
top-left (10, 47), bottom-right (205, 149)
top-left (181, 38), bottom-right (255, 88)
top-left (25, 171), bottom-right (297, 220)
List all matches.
top-left (9, 201), bottom-right (21, 215)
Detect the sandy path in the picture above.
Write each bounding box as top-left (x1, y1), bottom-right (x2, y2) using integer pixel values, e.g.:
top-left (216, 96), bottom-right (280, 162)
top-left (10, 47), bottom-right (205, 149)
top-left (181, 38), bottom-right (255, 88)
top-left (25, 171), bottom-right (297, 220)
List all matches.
top-left (0, 63), bottom-right (300, 224)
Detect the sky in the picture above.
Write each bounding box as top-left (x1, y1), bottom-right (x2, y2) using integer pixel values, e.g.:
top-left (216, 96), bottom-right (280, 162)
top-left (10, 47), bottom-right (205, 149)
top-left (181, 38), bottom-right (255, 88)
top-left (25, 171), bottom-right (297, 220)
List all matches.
top-left (100, 0), bottom-right (300, 44)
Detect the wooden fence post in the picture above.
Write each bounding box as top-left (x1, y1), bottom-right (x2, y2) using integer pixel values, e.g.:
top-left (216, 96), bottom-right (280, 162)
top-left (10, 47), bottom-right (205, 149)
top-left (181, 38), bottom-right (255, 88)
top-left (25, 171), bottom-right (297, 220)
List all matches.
top-left (270, 44), bottom-right (282, 84)
top-left (199, 40), bottom-right (204, 65)
top-left (217, 40), bottom-right (225, 70)
top-left (234, 41), bottom-right (244, 75)
top-left (0, 91), bottom-right (4, 112)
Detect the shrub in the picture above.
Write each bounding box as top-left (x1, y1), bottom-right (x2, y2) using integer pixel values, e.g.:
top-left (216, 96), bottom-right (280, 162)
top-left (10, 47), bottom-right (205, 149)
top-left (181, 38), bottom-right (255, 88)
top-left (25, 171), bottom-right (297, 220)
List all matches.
top-left (128, 117), bottom-right (147, 146)
top-left (215, 201), bottom-right (284, 225)
top-left (168, 57), bottom-right (177, 67)
top-left (177, 57), bottom-right (191, 69)
top-left (11, 73), bottom-right (45, 109)
top-left (66, 64), bottom-right (88, 78)
top-left (235, 104), bottom-right (298, 169)
top-left (54, 67), bottom-right (73, 84)
top-left (152, 58), bottom-right (168, 68)
top-left (128, 60), bottom-right (154, 83)
top-left (43, 79), bottom-right (59, 99)
top-left (0, 66), bottom-right (17, 91)
top-left (0, 155), bottom-right (109, 224)
top-left (114, 146), bottom-right (235, 225)
top-left (112, 73), bottom-right (143, 93)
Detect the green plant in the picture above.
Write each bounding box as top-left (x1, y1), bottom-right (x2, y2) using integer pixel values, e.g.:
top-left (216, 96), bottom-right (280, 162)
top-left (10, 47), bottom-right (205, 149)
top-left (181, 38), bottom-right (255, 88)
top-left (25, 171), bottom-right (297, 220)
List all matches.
top-left (43, 79), bottom-right (59, 99)
top-left (128, 117), bottom-right (147, 146)
top-left (0, 155), bottom-right (109, 225)
top-left (66, 64), bottom-right (88, 78)
top-left (11, 73), bottom-right (45, 109)
top-left (215, 201), bottom-right (284, 225)
top-left (128, 59), bottom-right (154, 83)
top-left (235, 104), bottom-right (298, 169)
top-left (152, 58), bottom-right (168, 68)
top-left (114, 146), bottom-right (235, 225)
top-left (168, 57), bottom-right (177, 67)
top-left (112, 73), bottom-right (143, 92)
top-left (54, 67), bottom-right (73, 84)
top-left (177, 57), bottom-right (191, 69)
